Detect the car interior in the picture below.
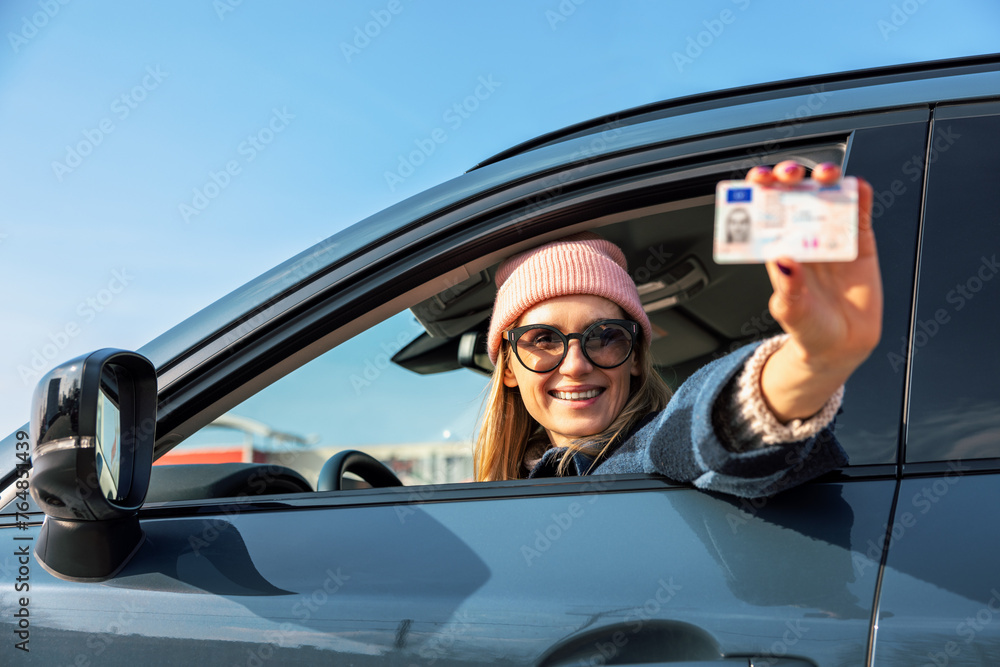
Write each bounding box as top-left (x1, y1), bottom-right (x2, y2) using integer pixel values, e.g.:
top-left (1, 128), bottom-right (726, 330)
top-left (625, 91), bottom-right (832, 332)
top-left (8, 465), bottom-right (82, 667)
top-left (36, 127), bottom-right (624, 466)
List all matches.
top-left (399, 144), bottom-right (847, 388)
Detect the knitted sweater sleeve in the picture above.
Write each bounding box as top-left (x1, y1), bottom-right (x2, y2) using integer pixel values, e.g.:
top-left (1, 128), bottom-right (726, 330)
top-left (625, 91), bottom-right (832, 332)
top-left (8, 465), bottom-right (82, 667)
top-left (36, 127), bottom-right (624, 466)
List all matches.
top-left (591, 336), bottom-right (849, 498)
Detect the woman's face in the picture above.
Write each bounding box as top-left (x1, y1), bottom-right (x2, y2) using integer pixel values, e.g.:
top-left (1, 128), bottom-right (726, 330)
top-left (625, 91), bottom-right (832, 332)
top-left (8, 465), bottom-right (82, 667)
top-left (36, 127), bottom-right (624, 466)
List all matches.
top-left (502, 294), bottom-right (641, 447)
top-left (726, 208), bottom-right (751, 243)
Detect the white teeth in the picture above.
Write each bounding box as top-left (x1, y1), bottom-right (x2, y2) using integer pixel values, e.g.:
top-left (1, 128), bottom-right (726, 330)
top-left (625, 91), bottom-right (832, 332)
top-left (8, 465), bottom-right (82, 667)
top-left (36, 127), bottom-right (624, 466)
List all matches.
top-left (553, 389), bottom-right (601, 400)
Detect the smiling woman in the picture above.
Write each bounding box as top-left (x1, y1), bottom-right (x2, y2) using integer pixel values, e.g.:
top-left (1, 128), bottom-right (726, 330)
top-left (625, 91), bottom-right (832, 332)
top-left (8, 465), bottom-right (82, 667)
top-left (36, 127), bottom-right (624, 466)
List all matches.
top-left (473, 162), bottom-right (882, 496)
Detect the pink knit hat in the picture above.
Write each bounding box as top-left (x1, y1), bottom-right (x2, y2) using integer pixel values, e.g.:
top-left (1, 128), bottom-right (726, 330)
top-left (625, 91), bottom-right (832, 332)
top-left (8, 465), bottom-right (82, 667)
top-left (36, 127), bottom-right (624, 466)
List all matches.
top-left (487, 232), bottom-right (652, 364)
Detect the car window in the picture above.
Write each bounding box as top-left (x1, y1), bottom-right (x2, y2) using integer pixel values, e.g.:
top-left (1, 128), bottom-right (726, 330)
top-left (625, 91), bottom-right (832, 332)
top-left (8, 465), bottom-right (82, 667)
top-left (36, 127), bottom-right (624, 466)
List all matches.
top-left (815, 119), bottom-right (929, 466)
top-left (153, 125), bottom-right (933, 487)
top-left (905, 103), bottom-right (1000, 463)
top-left (164, 310), bottom-right (490, 486)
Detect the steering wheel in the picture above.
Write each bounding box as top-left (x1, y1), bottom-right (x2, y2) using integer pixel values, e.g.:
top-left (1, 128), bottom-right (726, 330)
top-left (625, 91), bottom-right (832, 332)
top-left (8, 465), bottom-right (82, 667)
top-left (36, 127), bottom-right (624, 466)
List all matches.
top-left (316, 450), bottom-right (404, 491)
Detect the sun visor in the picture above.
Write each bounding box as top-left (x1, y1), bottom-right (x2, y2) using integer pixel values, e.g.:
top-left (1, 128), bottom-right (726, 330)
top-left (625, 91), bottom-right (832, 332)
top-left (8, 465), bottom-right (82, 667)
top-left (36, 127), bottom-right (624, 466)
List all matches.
top-left (409, 270), bottom-right (494, 338)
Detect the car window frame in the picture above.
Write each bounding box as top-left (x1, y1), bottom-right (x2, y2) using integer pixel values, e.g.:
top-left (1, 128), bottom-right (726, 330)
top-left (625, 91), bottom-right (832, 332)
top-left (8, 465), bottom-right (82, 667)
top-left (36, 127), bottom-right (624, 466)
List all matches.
top-left (136, 110), bottom-right (932, 505)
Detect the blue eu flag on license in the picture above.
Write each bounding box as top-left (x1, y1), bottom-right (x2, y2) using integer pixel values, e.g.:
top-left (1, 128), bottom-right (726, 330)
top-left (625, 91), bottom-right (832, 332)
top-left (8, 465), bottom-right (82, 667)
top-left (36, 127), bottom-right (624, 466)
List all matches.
top-left (727, 187), bottom-right (752, 203)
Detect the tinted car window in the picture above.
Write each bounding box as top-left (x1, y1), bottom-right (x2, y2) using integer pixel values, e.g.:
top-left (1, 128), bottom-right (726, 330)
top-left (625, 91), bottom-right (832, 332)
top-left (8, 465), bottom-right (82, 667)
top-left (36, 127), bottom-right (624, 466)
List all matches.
top-left (905, 103), bottom-right (1000, 462)
top-left (834, 121), bottom-right (928, 465)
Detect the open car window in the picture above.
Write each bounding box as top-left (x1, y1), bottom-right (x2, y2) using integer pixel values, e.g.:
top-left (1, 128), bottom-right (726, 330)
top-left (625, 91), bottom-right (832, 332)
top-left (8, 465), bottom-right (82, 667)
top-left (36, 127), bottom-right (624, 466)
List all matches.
top-left (145, 112), bottom-right (937, 501)
top-left (163, 310), bottom-right (490, 487)
top-left (158, 150), bottom-right (864, 495)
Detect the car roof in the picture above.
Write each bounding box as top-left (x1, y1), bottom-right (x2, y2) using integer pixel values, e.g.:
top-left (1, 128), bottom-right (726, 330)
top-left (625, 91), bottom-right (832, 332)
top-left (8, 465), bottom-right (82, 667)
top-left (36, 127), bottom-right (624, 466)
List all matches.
top-left (473, 53), bottom-right (1000, 168)
top-left (139, 54), bottom-right (1000, 381)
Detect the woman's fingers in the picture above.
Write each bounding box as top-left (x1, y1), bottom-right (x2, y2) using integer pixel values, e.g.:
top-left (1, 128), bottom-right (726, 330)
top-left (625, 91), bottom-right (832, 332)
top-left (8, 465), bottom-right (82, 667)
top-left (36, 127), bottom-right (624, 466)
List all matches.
top-left (746, 160), bottom-right (877, 259)
top-left (746, 165), bottom-right (775, 185)
top-left (773, 160), bottom-right (806, 184)
top-left (811, 162), bottom-right (841, 185)
top-left (746, 160), bottom-right (844, 186)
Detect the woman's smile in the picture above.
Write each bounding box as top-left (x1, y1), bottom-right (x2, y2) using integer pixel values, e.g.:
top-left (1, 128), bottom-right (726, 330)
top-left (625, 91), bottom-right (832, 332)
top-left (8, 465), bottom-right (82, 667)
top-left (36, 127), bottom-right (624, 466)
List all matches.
top-left (550, 386), bottom-right (604, 401)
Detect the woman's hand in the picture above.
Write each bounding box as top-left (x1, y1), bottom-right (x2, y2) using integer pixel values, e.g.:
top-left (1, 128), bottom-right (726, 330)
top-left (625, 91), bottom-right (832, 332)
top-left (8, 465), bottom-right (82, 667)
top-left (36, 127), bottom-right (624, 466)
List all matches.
top-left (750, 161), bottom-right (883, 423)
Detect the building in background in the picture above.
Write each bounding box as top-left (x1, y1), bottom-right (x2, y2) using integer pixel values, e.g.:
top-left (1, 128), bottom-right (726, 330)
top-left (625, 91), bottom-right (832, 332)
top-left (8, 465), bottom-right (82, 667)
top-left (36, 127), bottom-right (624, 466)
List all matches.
top-left (156, 413), bottom-right (474, 486)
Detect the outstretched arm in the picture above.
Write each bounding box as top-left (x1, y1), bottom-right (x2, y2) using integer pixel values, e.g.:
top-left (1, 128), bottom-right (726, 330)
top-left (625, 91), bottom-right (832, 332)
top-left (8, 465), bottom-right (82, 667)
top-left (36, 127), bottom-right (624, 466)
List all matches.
top-left (751, 161), bottom-right (883, 423)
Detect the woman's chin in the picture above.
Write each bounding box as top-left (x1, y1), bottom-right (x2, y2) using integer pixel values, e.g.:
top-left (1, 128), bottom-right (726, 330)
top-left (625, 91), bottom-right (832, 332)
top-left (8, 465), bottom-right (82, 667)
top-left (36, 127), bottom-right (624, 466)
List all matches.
top-left (546, 418), bottom-right (612, 445)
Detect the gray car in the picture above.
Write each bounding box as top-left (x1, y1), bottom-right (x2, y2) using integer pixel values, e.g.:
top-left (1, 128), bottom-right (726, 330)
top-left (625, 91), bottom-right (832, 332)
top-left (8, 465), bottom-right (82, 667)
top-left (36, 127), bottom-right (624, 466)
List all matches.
top-left (3, 54), bottom-right (1000, 666)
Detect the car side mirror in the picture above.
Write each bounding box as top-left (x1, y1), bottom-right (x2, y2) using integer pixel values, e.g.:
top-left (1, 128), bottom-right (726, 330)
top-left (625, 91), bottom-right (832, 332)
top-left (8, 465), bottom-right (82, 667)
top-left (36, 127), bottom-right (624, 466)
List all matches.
top-left (29, 349), bottom-right (156, 581)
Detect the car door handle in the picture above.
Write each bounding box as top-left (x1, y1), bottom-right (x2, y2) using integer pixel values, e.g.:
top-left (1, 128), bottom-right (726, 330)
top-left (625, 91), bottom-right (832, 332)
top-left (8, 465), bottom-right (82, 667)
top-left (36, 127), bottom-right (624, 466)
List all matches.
top-left (537, 619), bottom-right (817, 667)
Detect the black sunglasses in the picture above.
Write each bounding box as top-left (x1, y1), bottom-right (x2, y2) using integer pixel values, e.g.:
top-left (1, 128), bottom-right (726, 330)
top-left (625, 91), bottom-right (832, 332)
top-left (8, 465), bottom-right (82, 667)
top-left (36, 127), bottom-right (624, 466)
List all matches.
top-left (504, 319), bottom-right (638, 373)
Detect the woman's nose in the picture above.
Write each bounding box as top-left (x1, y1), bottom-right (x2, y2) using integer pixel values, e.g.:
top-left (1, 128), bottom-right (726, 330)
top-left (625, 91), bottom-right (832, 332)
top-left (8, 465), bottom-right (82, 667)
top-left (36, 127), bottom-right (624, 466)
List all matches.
top-left (559, 340), bottom-right (593, 375)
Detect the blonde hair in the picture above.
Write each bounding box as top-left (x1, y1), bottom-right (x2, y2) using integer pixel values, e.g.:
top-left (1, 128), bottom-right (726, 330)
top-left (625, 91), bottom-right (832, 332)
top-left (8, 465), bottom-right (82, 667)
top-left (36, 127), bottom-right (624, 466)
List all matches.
top-left (473, 339), bottom-right (672, 481)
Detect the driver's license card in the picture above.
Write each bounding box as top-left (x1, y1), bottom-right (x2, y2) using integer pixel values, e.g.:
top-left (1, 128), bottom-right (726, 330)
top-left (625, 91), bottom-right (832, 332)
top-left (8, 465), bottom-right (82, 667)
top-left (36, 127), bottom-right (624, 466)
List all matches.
top-left (713, 177), bottom-right (859, 264)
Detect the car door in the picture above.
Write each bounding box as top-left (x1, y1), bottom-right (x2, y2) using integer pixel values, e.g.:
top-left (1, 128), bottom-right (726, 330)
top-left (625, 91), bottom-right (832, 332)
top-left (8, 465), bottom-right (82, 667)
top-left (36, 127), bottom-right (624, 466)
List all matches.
top-left (870, 102), bottom-right (1000, 666)
top-left (2, 100), bottom-right (928, 665)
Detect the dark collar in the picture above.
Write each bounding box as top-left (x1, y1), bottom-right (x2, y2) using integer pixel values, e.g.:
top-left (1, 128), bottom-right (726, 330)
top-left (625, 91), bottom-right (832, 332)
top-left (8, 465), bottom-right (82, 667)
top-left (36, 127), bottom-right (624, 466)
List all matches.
top-left (524, 413), bottom-right (658, 479)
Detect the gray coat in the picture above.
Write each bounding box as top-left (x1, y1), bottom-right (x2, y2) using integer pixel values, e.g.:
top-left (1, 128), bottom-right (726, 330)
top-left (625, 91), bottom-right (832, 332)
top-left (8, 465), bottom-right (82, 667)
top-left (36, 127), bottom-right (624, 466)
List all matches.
top-left (526, 340), bottom-right (848, 498)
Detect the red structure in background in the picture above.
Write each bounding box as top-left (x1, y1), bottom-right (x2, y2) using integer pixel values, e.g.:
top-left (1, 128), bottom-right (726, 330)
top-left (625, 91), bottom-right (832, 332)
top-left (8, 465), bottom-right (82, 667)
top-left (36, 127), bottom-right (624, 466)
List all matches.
top-left (152, 414), bottom-right (313, 466)
top-left (154, 447), bottom-right (246, 465)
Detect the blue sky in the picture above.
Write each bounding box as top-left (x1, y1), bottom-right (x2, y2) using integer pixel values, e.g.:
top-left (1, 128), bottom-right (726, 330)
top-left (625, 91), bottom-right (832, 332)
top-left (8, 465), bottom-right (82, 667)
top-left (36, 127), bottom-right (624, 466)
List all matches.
top-left (2, 0), bottom-right (999, 440)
